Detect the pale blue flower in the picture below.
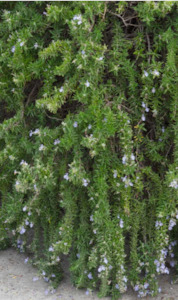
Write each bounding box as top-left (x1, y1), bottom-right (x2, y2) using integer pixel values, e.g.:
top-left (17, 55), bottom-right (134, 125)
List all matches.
top-left (11, 46), bottom-right (15, 53)
top-left (23, 206), bottom-right (27, 212)
top-left (87, 272), bottom-right (93, 279)
top-left (45, 289), bottom-right (49, 295)
top-left (113, 170), bottom-right (117, 178)
top-left (152, 87), bottom-right (156, 93)
top-left (24, 257), bottom-right (29, 264)
top-left (144, 282), bottom-right (149, 289)
top-left (120, 219), bottom-right (124, 228)
top-left (134, 285), bottom-right (139, 291)
top-left (34, 42), bottom-right (39, 49)
top-left (88, 124), bottom-right (92, 129)
top-left (33, 276), bottom-right (39, 281)
top-left (143, 70), bottom-right (149, 77)
top-left (152, 70), bottom-right (160, 76)
top-left (169, 219), bottom-right (176, 230)
top-left (39, 144), bottom-right (45, 151)
top-left (73, 121), bottom-right (78, 128)
top-left (64, 173), bottom-right (69, 180)
top-left (82, 178), bottom-right (89, 187)
top-left (85, 290), bottom-right (89, 295)
top-left (170, 260), bottom-right (175, 267)
top-left (54, 139), bottom-right (60, 145)
top-left (90, 215), bottom-right (93, 222)
top-left (104, 257), bottom-right (108, 264)
top-left (122, 155), bottom-right (127, 164)
top-left (98, 265), bottom-right (105, 272)
top-left (20, 226), bottom-right (26, 235)
top-left (20, 41), bottom-right (24, 47)
top-left (141, 114), bottom-right (146, 121)
top-left (131, 154), bottom-right (135, 161)
top-left (85, 80), bottom-right (90, 87)
top-left (59, 87), bottom-right (64, 92)
top-left (115, 284), bottom-right (119, 290)
top-left (49, 246), bottom-right (54, 252)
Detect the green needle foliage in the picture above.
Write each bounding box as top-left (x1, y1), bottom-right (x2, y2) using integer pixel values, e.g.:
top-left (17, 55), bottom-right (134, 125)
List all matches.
top-left (0, 1), bottom-right (178, 298)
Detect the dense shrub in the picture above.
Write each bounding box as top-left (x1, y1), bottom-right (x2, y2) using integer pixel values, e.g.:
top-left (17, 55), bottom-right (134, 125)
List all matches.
top-left (0, 1), bottom-right (177, 298)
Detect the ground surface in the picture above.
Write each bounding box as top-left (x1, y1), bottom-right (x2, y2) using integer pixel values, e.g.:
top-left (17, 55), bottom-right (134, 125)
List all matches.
top-left (0, 248), bottom-right (178, 300)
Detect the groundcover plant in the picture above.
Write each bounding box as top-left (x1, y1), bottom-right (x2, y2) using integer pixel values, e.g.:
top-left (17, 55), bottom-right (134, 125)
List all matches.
top-left (0, 1), bottom-right (177, 299)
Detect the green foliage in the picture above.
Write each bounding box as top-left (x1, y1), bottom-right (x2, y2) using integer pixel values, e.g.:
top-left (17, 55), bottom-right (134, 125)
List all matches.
top-left (0, 1), bottom-right (177, 298)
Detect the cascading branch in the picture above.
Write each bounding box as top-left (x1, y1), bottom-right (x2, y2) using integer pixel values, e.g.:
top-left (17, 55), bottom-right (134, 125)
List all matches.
top-left (0, 1), bottom-right (177, 299)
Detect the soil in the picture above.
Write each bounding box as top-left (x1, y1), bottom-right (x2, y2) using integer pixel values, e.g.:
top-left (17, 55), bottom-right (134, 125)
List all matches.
top-left (0, 248), bottom-right (178, 300)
